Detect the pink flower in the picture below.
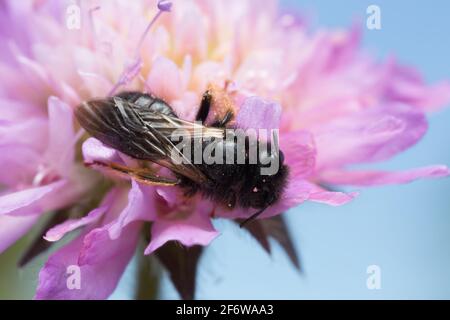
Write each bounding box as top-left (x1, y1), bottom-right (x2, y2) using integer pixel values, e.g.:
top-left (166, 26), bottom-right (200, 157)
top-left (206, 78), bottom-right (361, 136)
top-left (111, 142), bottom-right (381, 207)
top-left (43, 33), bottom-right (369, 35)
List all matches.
top-left (0, 95), bottom-right (95, 253)
top-left (0, 0), bottom-right (448, 299)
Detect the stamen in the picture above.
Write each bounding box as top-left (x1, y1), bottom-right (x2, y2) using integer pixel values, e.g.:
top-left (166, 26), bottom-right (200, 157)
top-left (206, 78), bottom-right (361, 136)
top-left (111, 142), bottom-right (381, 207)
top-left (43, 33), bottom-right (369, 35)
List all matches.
top-left (108, 0), bottom-right (172, 96)
top-left (158, 0), bottom-right (173, 12)
top-left (88, 6), bottom-right (101, 48)
top-left (138, 74), bottom-right (152, 93)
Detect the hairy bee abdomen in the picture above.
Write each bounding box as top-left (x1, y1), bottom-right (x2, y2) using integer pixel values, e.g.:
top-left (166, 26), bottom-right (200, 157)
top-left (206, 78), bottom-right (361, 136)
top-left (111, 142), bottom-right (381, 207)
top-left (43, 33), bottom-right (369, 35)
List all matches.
top-left (114, 91), bottom-right (176, 117)
top-left (75, 92), bottom-right (178, 161)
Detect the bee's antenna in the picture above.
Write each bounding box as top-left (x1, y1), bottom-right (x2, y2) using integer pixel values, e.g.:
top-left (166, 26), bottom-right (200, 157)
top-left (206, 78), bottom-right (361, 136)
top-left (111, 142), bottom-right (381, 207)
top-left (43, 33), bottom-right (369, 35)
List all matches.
top-left (239, 207), bottom-right (268, 228)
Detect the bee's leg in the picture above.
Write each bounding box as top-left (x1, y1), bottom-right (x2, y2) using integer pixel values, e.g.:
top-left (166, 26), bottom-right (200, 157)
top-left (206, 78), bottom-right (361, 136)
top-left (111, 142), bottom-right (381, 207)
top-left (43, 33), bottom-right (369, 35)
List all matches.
top-left (86, 161), bottom-right (179, 186)
top-left (196, 84), bottom-right (235, 127)
top-left (195, 90), bottom-right (212, 124)
top-left (211, 110), bottom-right (234, 128)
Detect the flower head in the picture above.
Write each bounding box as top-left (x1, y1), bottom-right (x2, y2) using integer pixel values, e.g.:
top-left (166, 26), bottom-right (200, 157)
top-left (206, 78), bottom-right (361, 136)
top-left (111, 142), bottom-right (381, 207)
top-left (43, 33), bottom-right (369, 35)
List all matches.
top-left (0, 0), bottom-right (449, 299)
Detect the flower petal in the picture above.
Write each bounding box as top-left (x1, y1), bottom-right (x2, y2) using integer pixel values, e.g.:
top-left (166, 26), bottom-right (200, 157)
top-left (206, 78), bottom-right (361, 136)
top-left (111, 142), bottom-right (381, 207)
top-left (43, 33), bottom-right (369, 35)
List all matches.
top-left (155, 176), bottom-right (184, 208)
top-left (81, 137), bottom-right (121, 164)
top-left (280, 130), bottom-right (316, 179)
top-left (78, 222), bottom-right (141, 266)
top-left (0, 214), bottom-right (39, 254)
top-left (0, 98), bottom-right (39, 121)
top-left (77, 70), bottom-right (112, 98)
top-left (107, 180), bottom-right (156, 240)
top-left (172, 1), bottom-right (208, 60)
top-left (314, 104), bottom-right (428, 169)
top-left (306, 183), bottom-right (358, 206)
top-left (320, 165), bottom-right (450, 186)
top-left (146, 56), bottom-right (183, 101)
top-left (44, 206), bottom-right (108, 242)
top-left (45, 96), bottom-right (75, 177)
top-left (34, 222), bottom-right (140, 300)
top-left (385, 62), bottom-right (450, 112)
top-left (144, 201), bottom-right (218, 254)
top-left (0, 144), bottom-right (40, 187)
top-left (260, 179), bottom-right (313, 218)
top-left (0, 180), bottom-right (66, 216)
top-left (0, 117), bottom-right (48, 151)
top-left (235, 96), bottom-right (281, 131)
top-left (35, 187), bottom-right (140, 300)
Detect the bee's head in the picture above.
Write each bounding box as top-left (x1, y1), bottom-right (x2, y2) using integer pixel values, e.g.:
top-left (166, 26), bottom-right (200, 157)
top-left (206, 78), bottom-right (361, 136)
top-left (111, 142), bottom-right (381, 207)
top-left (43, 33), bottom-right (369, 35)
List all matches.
top-left (240, 149), bottom-right (289, 210)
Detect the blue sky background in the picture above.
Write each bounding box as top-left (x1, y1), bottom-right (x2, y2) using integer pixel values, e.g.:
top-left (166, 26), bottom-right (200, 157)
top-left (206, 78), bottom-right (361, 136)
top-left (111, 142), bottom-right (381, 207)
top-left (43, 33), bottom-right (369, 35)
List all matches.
top-left (152, 0), bottom-right (450, 299)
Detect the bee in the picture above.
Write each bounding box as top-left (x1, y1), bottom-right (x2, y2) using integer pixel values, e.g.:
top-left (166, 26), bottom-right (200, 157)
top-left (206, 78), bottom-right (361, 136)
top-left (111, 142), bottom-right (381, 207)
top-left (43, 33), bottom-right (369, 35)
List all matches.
top-left (75, 87), bottom-right (288, 226)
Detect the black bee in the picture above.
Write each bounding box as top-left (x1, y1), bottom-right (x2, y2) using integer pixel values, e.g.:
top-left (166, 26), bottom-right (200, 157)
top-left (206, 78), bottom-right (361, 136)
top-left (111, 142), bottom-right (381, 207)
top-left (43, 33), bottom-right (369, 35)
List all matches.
top-left (75, 88), bottom-right (288, 226)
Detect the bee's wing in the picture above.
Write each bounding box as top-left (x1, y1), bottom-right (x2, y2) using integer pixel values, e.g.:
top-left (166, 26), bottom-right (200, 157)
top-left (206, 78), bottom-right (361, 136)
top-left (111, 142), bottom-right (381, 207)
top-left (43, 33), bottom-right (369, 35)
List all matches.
top-left (134, 105), bottom-right (226, 183)
top-left (76, 96), bottom-right (224, 184)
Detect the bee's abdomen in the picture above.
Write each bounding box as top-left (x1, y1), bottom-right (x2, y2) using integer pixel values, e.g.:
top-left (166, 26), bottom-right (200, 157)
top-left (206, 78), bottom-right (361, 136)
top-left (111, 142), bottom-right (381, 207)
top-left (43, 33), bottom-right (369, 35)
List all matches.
top-left (75, 92), bottom-right (177, 161)
top-left (115, 91), bottom-right (177, 117)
